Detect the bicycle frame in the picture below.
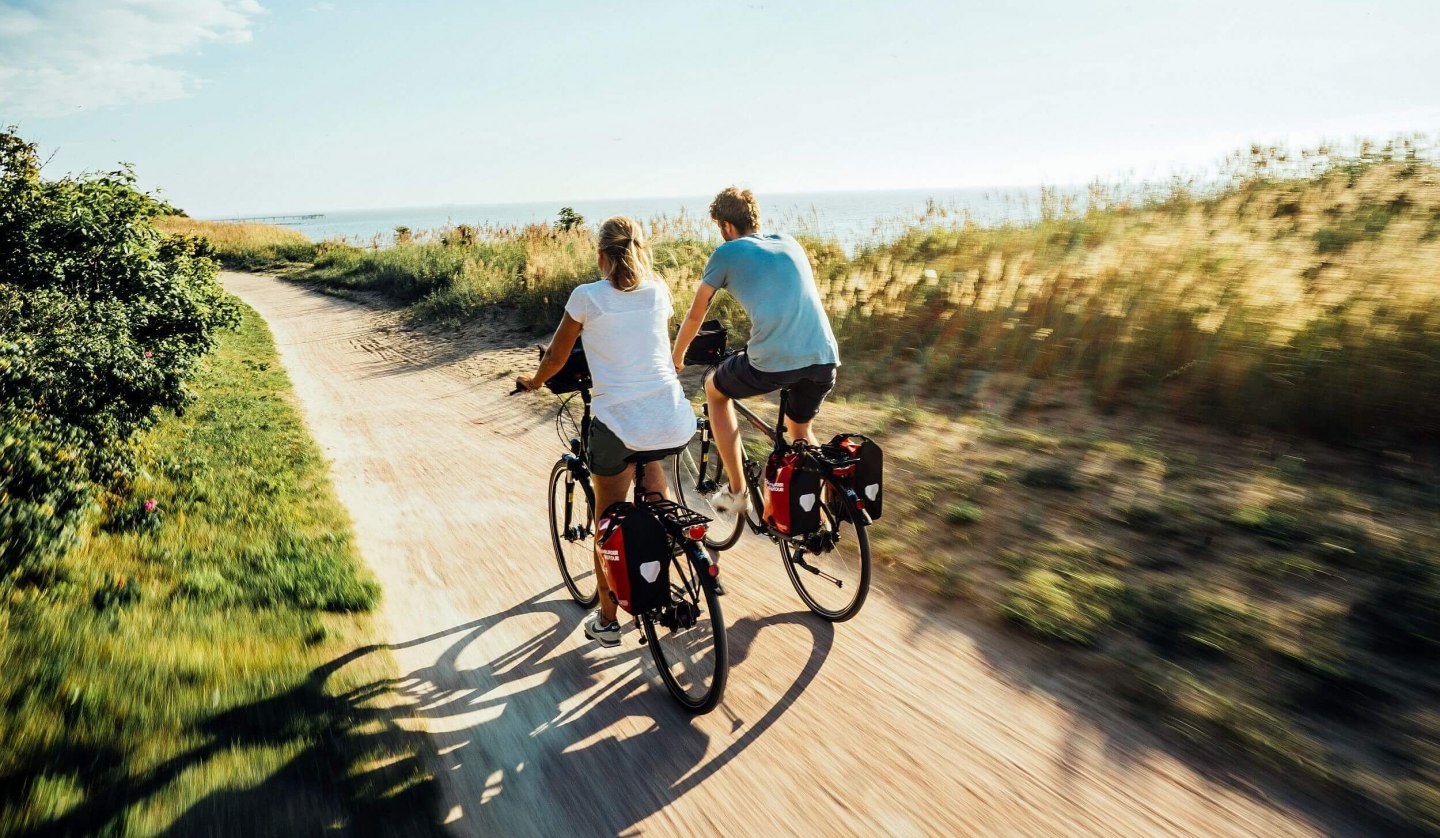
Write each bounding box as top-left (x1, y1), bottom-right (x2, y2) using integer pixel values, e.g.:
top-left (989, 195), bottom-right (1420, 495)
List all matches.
top-left (558, 391), bottom-right (719, 602)
top-left (694, 386), bottom-right (872, 543)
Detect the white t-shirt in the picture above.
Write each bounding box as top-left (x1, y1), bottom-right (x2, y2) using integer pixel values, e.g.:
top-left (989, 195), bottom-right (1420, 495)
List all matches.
top-left (563, 278), bottom-right (696, 451)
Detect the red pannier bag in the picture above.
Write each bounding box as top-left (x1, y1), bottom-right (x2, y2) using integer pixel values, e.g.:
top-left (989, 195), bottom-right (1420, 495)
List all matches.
top-left (824, 434), bottom-right (884, 520)
top-left (597, 501), bottom-right (671, 614)
top-left (762, 449), bottom-right (823, 537)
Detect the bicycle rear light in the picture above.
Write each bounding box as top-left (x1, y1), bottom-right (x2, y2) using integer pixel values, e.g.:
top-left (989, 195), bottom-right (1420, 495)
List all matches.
top-left (685, 523), bottom-right (708, 541)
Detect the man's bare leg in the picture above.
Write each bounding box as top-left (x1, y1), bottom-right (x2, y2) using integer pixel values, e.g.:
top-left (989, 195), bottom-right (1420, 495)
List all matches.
top-left (785, 416), bottom-right (819, 447)
top-left (705, 374), bottom-right (746, 494)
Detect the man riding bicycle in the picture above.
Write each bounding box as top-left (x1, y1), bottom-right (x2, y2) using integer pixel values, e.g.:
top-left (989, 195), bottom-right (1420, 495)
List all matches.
top-left (671, 187), bottom-right (841, 517)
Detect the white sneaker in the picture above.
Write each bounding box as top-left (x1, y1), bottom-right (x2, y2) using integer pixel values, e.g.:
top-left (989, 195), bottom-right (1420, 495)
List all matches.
top-left (712, 487), bottom-right (749, 517)
top-left (583, 610), bottom-right (622, 647)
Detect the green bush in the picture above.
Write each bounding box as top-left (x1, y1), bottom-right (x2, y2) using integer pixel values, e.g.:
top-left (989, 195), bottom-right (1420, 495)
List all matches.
top-left (1002, 567), bottom-right (1126, 645)
top-left (0, 130), bottom-right (236, 574)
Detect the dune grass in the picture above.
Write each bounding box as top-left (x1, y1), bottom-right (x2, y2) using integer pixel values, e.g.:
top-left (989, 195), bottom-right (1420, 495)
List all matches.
top-left (156, 217), bottom-right (317, 272)
top-left (0, 301), bottom-right (435, 836)
top-left (246, 140), bottom-right (1440, 444)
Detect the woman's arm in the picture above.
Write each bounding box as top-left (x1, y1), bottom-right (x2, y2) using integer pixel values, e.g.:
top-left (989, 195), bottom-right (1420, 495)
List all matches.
top-left (671, 281), bottom-right (718, 372)
top-left (516, 313), bottom-right (583, 391)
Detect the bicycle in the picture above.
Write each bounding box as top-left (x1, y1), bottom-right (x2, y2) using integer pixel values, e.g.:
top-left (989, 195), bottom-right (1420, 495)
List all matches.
top-left (670, 351), bottom-right (874, 622)
top-left (524, 376), bottom-right (728, 713)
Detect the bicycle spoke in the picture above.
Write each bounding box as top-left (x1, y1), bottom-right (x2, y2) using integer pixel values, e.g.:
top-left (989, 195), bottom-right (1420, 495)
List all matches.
top-left (549, 460), bottom-right (597, 607)
top-left (780, 478), bottom-right (871, 621)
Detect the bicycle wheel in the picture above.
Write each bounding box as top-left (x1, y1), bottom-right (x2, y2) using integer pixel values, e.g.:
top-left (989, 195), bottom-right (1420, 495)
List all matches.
top-left (548, 459), bottom-right (598, 607)
top-left (642, 554), bottom-right (727, 713)
top-left (671, 438), bottom-right (743, 550)
top-left (781, 477), bottom-right (872, 622)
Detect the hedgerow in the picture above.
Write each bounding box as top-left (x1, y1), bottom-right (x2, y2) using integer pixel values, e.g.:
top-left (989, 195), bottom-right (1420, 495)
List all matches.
top-left (0, 130), bottom-right (237, 574)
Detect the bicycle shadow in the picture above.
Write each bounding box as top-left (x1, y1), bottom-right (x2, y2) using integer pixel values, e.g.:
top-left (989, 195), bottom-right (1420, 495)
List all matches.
top-left (152, 586), bottom-right (834, 836)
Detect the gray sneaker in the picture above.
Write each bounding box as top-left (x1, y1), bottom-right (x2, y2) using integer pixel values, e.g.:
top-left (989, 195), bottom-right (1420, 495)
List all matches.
top-left (583, 611), bottom-right (622, 647)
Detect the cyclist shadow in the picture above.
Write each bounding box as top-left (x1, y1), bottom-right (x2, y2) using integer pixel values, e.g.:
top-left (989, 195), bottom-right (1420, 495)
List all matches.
top-left (361, 589), bottom-right (836, 834)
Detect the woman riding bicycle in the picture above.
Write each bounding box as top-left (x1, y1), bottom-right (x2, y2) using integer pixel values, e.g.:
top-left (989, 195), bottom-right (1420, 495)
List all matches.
top-left (516, 216), bottom-right (696, 647)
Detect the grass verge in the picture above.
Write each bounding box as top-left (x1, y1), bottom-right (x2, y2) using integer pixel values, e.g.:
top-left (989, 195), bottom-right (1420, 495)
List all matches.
top-left (0, 301), bottom-right (437, 836)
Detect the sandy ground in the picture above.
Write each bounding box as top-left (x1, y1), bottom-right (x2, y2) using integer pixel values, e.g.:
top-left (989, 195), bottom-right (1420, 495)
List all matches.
top-left (223, 272), bottom-right (1364, 837)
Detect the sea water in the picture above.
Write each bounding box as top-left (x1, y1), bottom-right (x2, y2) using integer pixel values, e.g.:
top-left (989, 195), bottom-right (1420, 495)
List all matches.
top-left (215, 187), bottom-right (1063, 251)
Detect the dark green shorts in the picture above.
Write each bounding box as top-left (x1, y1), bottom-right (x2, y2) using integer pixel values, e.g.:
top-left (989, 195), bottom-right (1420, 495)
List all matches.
top-left (588, 418), bottom-right (639, 477)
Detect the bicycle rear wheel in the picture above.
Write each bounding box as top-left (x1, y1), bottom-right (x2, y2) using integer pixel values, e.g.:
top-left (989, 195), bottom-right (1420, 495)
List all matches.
top-left (672, 438), bottom-right (743, 550)
top-left (642, 554), bottom-right (727, 713)
top-left (548, 459), bottom-right (598, 607)
top-left (781, 477), bottom-right (871, 622)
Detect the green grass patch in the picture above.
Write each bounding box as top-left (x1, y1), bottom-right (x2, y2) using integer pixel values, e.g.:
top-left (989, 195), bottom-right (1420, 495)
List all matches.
top-left (944, 501), bottom-right (984, 525)
top-left (0, 302), bottom-right (433, 835)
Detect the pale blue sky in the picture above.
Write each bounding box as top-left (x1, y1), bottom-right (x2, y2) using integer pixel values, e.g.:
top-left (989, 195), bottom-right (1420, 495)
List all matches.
top-left (3, 0), bottom-right (1438, 216)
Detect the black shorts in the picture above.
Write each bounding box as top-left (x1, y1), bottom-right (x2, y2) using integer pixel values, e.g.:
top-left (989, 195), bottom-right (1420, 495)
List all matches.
top-left (711, 351), bottom-right (837, 423)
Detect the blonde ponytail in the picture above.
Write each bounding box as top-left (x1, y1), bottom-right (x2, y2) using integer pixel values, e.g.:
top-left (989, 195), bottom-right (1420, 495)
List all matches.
top-left (597, 216), bottom-right (652, 291)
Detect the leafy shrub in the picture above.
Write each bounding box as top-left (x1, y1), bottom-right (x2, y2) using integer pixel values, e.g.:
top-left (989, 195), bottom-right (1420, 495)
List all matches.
top-left (944, 501), bottom-right (983, 525)
top-left (1002, 568), bottom-right (1125, 645)
top-left (1020, 462), bottom-right (1080, 491)
top-left (0, 129), bottom-right (236, 574)
top-left (1126, 583), bottom-right (1265, 656)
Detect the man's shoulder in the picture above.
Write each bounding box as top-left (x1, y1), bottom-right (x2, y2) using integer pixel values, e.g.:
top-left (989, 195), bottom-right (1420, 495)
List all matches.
top-left (715, 233), bottom-right (796, 255)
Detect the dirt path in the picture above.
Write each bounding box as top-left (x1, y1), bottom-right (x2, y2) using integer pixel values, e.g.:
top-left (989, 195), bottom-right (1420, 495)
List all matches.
top-left (223, 272), bottom-right (1358, 837)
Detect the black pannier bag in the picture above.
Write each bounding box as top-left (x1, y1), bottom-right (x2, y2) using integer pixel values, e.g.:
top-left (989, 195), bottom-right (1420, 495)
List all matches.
top-left (824, 434), bottom-right (884, 520)
top-left (597, 501), bottom-right (672, 614)
top-left (683, 319), bottom-right (728, 365)
top-left (540, 338), bottom-right (592, 394)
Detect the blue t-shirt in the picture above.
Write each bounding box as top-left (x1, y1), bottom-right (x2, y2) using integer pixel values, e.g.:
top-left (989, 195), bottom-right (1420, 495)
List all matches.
top-left (701, 233), bottom-right (840, 373)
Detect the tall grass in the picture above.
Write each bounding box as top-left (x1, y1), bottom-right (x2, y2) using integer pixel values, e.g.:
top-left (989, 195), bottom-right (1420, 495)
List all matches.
top-left (186, 139), bottom-right (1440, 442)
top-left (156, 217), bottom-right (316, 271)
top-left (300, 217), bottom-right (754, 332)
top-left (830, 151), bottom-right (1440, 440)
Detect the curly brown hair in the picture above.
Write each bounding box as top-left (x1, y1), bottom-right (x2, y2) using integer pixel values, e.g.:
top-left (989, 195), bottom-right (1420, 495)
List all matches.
top-left (708, 187), bottom-right (760, 234)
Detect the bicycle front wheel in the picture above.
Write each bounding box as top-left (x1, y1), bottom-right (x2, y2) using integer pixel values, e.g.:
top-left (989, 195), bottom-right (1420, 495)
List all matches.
top-left (548, 459), bottom-right (598, 607)
top-left (642, 559), bottom-right (727, 714)
top-left (672, 438), bottom-right (743, 550)
top-left (781, 478), bottom-right (872, 622)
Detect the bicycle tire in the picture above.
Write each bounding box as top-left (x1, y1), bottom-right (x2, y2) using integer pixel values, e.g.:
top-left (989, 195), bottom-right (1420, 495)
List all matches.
top-left (548, 459), bottom-right (598, 607)
top-left (780, 477), bottom-right (872, 622)
top-left (641, 560), bottom-right (727, 714)
top-left (671, 439), bottom-right (743, 550)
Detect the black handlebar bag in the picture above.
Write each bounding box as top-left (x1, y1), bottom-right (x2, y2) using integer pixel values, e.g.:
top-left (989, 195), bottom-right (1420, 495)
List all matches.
top-left (541, 338), bottom-right (592, 394)
top-left (683, 319), bottom-right (728, 365)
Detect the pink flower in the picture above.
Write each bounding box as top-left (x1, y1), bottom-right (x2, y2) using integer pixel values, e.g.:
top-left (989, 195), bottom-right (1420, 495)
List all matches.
top-left (143, 499), bottom-right (157, 513)
top-left (143, 351), bottom-right (153, 359)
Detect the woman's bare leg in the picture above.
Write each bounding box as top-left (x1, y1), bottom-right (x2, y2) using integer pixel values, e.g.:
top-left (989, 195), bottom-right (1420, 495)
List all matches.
top-left (591, 466), bottom-right (633, 624)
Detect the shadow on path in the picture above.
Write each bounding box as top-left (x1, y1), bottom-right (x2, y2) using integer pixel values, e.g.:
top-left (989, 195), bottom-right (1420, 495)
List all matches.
top-left (104, 585), bottom-right (839, 836)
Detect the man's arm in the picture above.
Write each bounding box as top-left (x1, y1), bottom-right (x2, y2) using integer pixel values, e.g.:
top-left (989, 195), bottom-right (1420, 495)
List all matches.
top-left (517, 313), bottom-right (582, 391)
top-left (671, 281), bottom-right (719, 372)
